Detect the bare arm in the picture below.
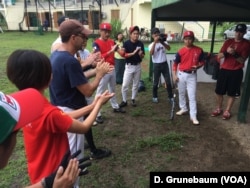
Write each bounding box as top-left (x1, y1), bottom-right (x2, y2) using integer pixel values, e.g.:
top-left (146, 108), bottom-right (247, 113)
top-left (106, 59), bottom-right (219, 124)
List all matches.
top-left (68, 90), bottom-right (114, 134)
top-left (161, 41), bottom-right (171, 51)
top-left (76, 60), bottom-right (113, 97)
top-left (149, 42), bottom-right (156, 55)
top-left (218, 45), bottom-right (247, 64)
top-left (66, 102), bottom-right (95, 119)
top-left (84, 69), bottom-right (96, 79)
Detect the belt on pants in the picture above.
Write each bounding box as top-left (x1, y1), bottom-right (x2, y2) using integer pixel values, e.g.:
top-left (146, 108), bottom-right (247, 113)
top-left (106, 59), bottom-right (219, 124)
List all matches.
top-left (126, 62), bottom-right (140, 66)
top-left (182, 70), bottom-right (196, 74)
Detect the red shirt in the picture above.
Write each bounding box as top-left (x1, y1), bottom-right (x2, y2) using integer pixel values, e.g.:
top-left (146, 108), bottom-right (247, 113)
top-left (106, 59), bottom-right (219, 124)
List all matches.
top-left (93, 38), bottom-right (115, 65)
top-left (173, 45), bottom-right (204, 71)
top-left (220, 38), bottom-right (250, 70)
top-left (23, 97), bottom-right (72, 184)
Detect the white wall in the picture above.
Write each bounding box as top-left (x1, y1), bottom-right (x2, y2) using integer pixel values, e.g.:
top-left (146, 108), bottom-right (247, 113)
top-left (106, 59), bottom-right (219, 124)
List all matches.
top-left (166, 54), bottom-right (249, 83)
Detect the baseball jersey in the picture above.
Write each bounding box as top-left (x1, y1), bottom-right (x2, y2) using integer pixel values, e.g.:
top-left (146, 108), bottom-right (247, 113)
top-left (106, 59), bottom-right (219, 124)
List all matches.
top-left (93, 38), bottom-right (115, 65)
top-left (219, 38), bottom-right (250, 70)
top-left (123, 39), bottom-right (145, 64)
top-left (23, 97), bottom-right (72, 184)
top-left (173, 45), bottom-right (204, 71)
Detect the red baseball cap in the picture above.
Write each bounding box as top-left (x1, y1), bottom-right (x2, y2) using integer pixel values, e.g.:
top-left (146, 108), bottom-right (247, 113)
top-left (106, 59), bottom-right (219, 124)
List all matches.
top-left (183, 31), bottom-right (194, 38)
top-left (129, 26), bottom-right (140, 34)
top-left (0, 88), bottom-right (44, 144)
top-left (100, 23), bottom-right (112, 31)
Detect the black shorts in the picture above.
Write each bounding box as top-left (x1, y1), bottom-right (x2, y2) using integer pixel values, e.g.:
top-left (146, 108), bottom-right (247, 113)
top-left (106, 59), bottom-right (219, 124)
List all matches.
top-left (215, 68), bottom-right (243, 97)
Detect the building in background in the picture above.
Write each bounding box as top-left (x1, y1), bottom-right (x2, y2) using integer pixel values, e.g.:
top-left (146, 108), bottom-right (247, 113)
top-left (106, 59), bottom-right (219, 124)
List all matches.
top-left (0, 0), bottom-right (209, 41)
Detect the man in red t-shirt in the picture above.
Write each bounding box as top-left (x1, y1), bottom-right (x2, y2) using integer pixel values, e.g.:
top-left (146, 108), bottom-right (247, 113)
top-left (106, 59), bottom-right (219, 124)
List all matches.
top-left (211, 23), bottom-right (250, 120)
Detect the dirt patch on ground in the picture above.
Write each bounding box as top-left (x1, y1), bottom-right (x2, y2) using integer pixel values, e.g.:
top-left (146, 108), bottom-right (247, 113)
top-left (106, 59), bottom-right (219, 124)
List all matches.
top-left (80, 80), bottom-right (250, 187)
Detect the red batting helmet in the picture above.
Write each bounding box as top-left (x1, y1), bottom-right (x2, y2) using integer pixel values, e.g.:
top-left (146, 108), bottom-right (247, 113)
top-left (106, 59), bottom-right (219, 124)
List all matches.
top-left (183, 31), bottom-right (194, 38)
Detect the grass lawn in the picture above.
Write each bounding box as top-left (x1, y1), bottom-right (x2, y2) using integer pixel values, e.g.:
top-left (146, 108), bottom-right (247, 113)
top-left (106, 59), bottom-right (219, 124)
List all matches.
top-left (0, 31), bottom-right (224, 187)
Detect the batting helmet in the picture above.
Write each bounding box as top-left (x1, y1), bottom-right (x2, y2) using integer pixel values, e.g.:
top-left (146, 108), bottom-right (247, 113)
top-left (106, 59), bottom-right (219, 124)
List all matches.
top-left (183, 31), bottom-right (194, 38)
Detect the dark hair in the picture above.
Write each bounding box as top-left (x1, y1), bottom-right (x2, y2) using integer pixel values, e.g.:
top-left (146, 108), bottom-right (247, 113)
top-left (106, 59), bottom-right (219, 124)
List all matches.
top-left (57, 16), bottom-right (66, 26)
top-left (6, 49), bottom-right (52, 90)
top-left (115, 32), bottom-right (123, 40)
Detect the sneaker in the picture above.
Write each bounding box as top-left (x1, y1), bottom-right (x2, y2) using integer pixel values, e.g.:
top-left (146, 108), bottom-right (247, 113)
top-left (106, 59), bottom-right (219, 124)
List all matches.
top-left (211, 108), bottom-right (222, 117)
top-left (192, 118), bottom-right (200, 125)
top-left (79, 167), bottom-right (89, 176)
top-left (96, 116), bottom-right (104, 124)
top-left (169, 98), bottom-right (174, 103)
top-left (131, 99), bottom-right (137, 107)
top-left (152, 98), bottom-right (158, 103)
top-left (119, 101), bottom-right (127, 108)
top-left (176, 109), bottom-right (188, 115)
top-left (222, 110), bottom-right (231, 120)
top-left (113, 107), bottom-right (126, 113)
top-left (90, 148), bottom-right (111, 160)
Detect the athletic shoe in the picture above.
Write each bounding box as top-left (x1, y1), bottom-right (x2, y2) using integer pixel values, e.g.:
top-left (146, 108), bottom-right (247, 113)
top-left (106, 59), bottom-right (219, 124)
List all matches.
top-left (222, 110), bottom-right (231, 120)
top-left (80, 167), bottom-right (89, 176)
top-left (192, 118), bottom-right (200, 125)
top-left (113, 107), bottom-right (126, 113)
top-left (176, 109), bottom-right (188, 115)
top-left (131, 99), bottom-right (137, 107)
top-left (90, 148), bottom-right (111, 160)
top-left (152, 98), bottom-right (158, 103)
top-left (96, 116), bottom-right (104, 124)
top-left (211, 108), bottom-right (222, 117)
top-left (169, 98), bottom-right (174, 103)
top-left (119, 101), bottom-right (127, 107)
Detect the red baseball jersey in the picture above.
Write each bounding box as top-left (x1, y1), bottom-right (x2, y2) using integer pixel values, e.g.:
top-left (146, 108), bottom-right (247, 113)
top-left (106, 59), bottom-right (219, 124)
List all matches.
top-left (173, 45), bottom-right (204, 71)
top-left (93, 38), bottom-right (115, 65)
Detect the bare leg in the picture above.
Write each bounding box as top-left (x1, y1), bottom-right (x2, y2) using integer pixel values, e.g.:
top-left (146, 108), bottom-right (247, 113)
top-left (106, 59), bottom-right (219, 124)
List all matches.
top-left (215, 94), bottom-right (223, 109)
top-left (225, 96), bottom-right (235, 112)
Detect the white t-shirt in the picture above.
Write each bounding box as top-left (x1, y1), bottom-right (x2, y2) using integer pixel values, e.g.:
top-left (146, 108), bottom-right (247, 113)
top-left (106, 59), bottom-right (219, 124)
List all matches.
top-left (148, 41), bottom-right (169, 63)
top-left (76, 49), bottom-right (90, 60)
top-left (51, 36), bottom-right (62, 53)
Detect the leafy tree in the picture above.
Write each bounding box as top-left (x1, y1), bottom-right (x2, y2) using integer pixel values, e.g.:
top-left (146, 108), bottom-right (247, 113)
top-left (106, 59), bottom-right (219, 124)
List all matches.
top-left (110, 19), bottom-right (123, 39)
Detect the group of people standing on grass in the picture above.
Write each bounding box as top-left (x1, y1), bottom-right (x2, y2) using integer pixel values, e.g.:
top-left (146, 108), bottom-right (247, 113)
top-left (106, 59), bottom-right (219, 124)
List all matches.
top-left (149, 23), bottom-right (250, 125)
top-left (1, 19), bottom-right (250, 188)
top-left (0, 17), bottom-right (145, 188)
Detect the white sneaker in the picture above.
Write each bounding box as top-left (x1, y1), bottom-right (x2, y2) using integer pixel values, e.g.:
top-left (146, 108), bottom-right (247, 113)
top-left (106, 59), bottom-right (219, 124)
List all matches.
top-left (152, 98), bottom-right (158, 103)
top-left (176, 109), bottom-right (188, 115)
top-left (192, 118), bottom-right (200, 125)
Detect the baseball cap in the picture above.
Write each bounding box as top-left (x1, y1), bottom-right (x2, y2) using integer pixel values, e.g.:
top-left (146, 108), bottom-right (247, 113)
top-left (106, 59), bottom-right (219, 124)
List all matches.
top-left (183, 30), bottom-right (194, 38)
top-left (59, 19), bottom-right (92, 38)
top-left (0, 88), bottom-right (44, 144)
top-left (235, 24), bottom-right (247, 33)
top-left (129, 26), bottom-right (140, 34)
top-left (99, 23), bottom-right (112, 31)
top-left (151, 27), bottom-right (160, 34)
